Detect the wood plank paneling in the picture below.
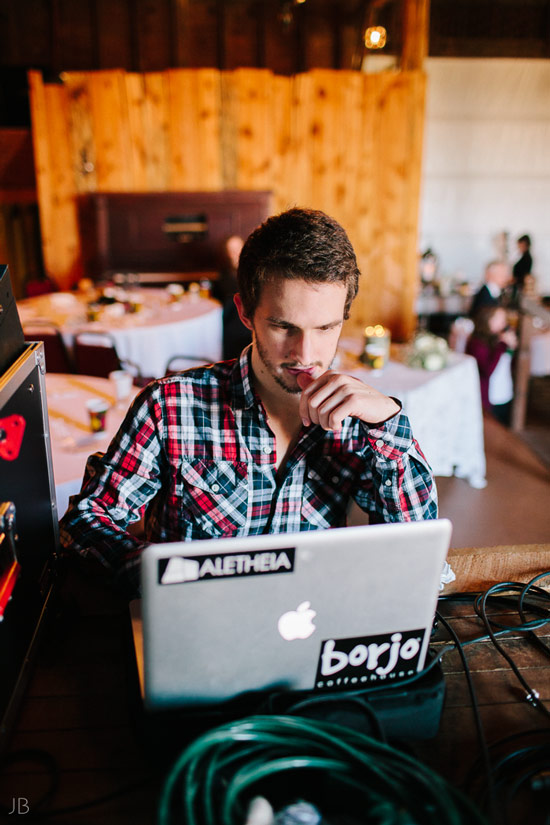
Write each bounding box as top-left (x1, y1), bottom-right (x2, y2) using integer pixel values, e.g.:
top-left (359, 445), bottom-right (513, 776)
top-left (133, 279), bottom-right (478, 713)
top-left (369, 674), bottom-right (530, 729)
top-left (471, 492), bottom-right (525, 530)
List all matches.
top-left (232, 69), bottom-right (277, 191)
top-left (87, 71), bottom-right (134, 190)
top-left (167, 69), bottom-right (222, 190)
top-left (30, 66), bottom-right (426, 338)
top-left (224, 0), bottom-right (260, 69)
top-left (52, 0), bottom-right (96, 71)
top-left (64, 72), bottom-right (98, 194)
top-left (142, 73), bottom-right (171, 190)
top-left (176, 0), bottom-right (219, 68)
top-left (28, 71), bottom-right (82, 289)
top-left (402, 0), bottom-right (431, 71)
top-left (95, 0), bottom-right (134, 69)
top-left (134, 0), bottom-right (173, 71)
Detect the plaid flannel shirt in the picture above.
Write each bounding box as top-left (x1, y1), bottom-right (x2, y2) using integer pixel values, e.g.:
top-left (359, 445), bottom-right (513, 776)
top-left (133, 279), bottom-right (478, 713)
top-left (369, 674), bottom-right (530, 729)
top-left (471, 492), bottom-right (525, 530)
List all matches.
top-left (59, 348), bottom-right (437, 595)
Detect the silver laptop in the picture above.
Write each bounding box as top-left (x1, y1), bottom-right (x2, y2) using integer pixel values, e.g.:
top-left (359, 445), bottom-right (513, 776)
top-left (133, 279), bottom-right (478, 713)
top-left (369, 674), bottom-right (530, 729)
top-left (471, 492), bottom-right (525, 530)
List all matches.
top-left (140, 519), bottom-right (452, 710)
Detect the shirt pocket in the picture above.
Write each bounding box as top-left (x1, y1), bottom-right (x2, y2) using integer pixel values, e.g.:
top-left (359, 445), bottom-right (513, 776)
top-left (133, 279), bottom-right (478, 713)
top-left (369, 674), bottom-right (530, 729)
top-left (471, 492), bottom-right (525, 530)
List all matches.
top-left (175, 459), bottom-right (249, 538)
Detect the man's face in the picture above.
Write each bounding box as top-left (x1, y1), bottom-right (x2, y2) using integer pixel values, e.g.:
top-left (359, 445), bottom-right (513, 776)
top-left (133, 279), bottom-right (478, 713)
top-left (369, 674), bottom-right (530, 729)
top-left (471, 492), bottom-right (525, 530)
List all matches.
top-left (487, 263), bottom-right (511, 290)
top-left (236, 278), bottom-right (347, 396)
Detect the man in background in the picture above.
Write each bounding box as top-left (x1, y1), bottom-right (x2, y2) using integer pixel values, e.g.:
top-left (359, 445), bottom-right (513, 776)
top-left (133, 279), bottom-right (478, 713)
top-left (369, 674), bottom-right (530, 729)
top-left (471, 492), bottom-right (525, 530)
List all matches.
top-left (469, 260), bottom-right (512, 319)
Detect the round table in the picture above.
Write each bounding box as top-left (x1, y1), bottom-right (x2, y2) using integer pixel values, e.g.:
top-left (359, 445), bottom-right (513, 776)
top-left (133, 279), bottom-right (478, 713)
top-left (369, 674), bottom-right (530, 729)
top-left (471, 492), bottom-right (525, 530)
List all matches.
top-left (530, 330), bottom-right (550, 377)
top-left (338, 338), bottom-right (487, 489)
top-left (46, 373), bottom-right (140, 517)
top-left (18, 288), bottom-right (222, 378)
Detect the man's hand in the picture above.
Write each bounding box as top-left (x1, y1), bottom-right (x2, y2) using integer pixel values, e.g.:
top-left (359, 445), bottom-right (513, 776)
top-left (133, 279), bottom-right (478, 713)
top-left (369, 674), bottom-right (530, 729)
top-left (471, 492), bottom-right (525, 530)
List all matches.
top-left (297, 371), bottom-right (400, 431)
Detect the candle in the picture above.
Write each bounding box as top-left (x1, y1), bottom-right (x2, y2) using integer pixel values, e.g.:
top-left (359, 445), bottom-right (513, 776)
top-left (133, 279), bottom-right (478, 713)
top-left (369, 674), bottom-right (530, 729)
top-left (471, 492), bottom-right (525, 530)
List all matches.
top-left (362, 325), bottom-right (390, 372)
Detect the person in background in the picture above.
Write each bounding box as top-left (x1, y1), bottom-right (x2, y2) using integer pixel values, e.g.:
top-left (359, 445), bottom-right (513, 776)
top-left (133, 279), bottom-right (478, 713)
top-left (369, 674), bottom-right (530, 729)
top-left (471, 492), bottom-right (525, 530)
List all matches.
top-left (59, 207), bottom-right (438, 597)
top-left (511, 234), bottom-right (533, 305)
top-left (469, 260), bottom-right (512, 320)
top-left (466, 305), bottom-right (517, 427)
top-left (513, 234), bottom-right (532, 289)
top-left (217, 234), bottom-right (252, 359)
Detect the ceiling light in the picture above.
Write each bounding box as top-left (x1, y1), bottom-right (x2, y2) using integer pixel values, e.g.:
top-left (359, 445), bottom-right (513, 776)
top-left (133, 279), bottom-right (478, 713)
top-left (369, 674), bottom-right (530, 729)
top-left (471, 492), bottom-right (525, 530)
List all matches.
top-left (364, 26), bottom-right (387, 50)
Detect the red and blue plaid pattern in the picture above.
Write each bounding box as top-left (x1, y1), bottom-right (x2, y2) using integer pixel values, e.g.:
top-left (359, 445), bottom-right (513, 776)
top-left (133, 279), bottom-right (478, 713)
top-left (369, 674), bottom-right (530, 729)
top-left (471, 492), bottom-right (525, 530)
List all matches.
top-left (59, 349), bottom-right (437, 595)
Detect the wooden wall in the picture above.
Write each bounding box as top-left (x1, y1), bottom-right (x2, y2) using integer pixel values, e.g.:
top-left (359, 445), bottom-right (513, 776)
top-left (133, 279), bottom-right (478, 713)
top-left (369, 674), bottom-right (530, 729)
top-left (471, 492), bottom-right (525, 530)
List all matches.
top-left (28, 67), bottom-right (425, 340)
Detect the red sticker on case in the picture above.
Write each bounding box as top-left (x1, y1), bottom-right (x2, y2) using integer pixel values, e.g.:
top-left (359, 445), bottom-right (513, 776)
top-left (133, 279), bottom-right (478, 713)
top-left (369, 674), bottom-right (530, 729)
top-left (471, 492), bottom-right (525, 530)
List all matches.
top-left (0, 415), bottom-right (26, 461)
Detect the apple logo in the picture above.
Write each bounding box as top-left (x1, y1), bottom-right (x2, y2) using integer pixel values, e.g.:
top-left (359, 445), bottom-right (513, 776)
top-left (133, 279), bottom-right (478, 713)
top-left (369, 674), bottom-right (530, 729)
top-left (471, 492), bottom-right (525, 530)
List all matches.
top-left (277, 601), bottom-right (317, 641)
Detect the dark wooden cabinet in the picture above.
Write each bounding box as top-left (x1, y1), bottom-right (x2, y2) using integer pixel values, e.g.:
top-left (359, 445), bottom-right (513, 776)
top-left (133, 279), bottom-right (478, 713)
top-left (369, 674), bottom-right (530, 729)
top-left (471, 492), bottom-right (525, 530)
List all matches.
top-left (76, 190), bottom-right (272, 282)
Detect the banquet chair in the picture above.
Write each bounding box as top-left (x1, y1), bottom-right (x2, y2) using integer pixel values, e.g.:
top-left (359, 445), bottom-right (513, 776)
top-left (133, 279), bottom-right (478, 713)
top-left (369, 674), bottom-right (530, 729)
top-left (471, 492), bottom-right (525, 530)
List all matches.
top-left (73, 331), bottom-right (146, 384)
top-left (22, 321), bottom-right (74, 373)
top-left (24, 277), bottom-right (57, 298)
top-left (164, 354), bottom-right (214, 376)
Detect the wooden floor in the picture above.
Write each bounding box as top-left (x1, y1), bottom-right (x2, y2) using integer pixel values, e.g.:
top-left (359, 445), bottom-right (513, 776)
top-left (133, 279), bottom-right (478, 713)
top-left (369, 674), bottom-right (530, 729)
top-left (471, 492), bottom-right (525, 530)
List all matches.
top-left (436, 414), bottom-right (550, 549)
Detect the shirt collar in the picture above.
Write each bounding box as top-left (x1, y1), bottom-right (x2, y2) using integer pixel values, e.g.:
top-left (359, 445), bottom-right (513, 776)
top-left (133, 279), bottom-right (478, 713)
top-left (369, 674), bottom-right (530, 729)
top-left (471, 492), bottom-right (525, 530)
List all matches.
top-left (230, 345), bottom-right (257, 410)
top-left (487, 282), bottom-right (501, 298)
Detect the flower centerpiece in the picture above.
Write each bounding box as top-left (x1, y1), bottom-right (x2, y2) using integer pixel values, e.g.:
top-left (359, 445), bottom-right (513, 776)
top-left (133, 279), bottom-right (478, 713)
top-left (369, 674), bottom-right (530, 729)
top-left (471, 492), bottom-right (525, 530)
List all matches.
top-left (407, 331), bottom-right (448, 371)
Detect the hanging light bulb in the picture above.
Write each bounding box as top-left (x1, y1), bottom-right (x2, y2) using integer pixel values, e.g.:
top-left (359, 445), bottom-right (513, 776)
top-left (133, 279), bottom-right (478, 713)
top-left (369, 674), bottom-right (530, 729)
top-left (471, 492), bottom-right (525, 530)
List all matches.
top-left (364, 26), bottom-right (387, 49)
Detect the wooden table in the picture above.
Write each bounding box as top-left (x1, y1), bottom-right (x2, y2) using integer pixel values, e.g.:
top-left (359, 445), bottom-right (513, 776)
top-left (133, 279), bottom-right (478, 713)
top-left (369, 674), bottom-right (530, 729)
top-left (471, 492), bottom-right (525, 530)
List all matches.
top-left (1, 545), bottom-right (549, 824)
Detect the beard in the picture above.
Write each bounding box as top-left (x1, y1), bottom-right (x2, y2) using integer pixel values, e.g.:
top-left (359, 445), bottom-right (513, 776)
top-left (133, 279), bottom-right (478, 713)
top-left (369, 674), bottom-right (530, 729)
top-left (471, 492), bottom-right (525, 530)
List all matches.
top-left (253, 331), bottom-right (334, 395)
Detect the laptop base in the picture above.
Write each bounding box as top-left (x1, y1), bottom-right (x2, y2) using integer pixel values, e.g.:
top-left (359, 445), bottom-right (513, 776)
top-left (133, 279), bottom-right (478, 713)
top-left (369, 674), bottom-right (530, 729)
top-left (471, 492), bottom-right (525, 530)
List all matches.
top-left (130, 657), bottom-right (446, 768)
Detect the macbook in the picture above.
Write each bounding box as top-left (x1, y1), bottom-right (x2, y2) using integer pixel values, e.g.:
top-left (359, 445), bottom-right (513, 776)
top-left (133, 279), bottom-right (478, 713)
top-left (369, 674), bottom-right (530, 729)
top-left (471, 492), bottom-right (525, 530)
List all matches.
top-left (139, 519), bottom-right (452, 710)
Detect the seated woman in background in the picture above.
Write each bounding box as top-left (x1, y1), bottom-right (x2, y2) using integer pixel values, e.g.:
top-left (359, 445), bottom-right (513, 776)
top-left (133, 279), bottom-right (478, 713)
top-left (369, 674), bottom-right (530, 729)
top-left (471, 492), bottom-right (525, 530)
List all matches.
top-left (466, 305), bottom-right (518, 427)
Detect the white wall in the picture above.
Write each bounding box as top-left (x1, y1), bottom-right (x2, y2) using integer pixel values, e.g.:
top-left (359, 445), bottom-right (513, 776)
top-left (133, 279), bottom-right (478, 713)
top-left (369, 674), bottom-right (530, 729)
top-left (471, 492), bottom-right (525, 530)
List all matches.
top-left (419, 58), bottom-right (550, 295)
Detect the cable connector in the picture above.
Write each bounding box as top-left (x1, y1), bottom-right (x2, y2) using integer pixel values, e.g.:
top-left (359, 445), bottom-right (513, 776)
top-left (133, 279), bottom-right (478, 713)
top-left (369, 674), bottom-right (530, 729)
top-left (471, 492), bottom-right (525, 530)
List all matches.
top-left (525, 689), bottom-right (540, 706)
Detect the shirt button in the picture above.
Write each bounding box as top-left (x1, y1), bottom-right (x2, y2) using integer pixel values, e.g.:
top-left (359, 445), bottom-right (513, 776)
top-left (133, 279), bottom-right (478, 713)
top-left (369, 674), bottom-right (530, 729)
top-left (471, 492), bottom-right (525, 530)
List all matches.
top-left (376, 439), bottom-right (384, 448)
top-left (385, 479), bottom-right (392, 487)
top-left (211, 483), bottom-right (220, 493)
top-left (262, 445), bottom-right (271, 454)
top-left (331, 476), bottom-right (339, 484)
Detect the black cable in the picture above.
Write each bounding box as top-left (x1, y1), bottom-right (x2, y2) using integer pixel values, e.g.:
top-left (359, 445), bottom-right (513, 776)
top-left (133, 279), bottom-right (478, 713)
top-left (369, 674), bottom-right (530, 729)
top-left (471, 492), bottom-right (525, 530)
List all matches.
top-left (433, 610), bottom-right (497, 822)
top-left (0, 749), bottom-right (59, 817)
top-left (473, 581), bottom-right (550, 721)
top-left (283, 691), bottom-right (388, 743)
top-left (0, 747), bottom-right (157, 823)
top-left (462, 728), bottom-right (550, 792)
top-left (440, 577), bottom-right (550, 824)
top-left (518, 574), bottom-right (550, 661)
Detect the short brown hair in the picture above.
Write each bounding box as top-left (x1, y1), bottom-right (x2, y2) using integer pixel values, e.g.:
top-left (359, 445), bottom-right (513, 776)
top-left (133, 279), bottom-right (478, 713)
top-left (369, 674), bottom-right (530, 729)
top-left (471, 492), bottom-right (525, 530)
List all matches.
top-left (237, 207), bottom-right (360, 319)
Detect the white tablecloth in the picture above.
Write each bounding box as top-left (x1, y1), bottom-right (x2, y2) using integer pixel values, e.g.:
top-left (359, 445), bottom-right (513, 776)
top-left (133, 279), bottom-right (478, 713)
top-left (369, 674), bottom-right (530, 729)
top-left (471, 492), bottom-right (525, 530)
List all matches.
top-left (341, 345), bottom-right (486, 488)
top-left (531, 331), bottom-right (550, 377)
top-left (45, 373), bottom-right (140, 517)
top-left (18, 289), bottom-right (222, 378)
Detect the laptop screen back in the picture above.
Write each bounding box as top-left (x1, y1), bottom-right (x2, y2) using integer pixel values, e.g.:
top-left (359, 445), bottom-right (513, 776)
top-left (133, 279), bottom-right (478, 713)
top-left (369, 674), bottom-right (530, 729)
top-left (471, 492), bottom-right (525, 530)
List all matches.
top-left (140, 519), bottom-right (452, 709)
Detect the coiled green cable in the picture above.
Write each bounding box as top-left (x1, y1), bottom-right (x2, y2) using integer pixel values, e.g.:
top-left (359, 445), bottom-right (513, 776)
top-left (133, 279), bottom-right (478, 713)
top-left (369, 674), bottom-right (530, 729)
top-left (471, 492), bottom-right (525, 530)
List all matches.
top-left (158, 714), bottom-right (488, 825)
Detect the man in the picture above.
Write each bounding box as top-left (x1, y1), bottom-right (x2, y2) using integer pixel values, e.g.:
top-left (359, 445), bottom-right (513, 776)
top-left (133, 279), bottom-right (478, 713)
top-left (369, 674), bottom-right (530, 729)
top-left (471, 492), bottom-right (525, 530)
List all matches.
top-left (469, 260), bottom-right (512, 319)
top-left (59, 208), bottom-right (437, 597)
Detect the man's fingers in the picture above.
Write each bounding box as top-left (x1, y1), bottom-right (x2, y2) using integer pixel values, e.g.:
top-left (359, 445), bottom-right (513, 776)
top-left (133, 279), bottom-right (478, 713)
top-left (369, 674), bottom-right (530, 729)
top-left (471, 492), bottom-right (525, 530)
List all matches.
top-left (296, 372), bottom-right (315, 390)
top-left (300, 373), bottom-right (351, 430)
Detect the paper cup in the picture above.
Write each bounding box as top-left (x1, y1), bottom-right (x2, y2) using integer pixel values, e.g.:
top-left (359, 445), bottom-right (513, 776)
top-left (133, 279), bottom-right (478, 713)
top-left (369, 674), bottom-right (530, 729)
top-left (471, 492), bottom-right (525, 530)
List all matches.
top-left (86, 398), bottom-right (109, 433)
top-left (108, 370), bottom-right (133, 405)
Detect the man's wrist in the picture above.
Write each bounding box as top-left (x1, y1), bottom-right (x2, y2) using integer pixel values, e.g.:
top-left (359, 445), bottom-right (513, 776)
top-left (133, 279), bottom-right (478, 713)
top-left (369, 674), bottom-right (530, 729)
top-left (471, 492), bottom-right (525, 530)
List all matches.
top-left (363, 396), bottom-right (402, 427)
